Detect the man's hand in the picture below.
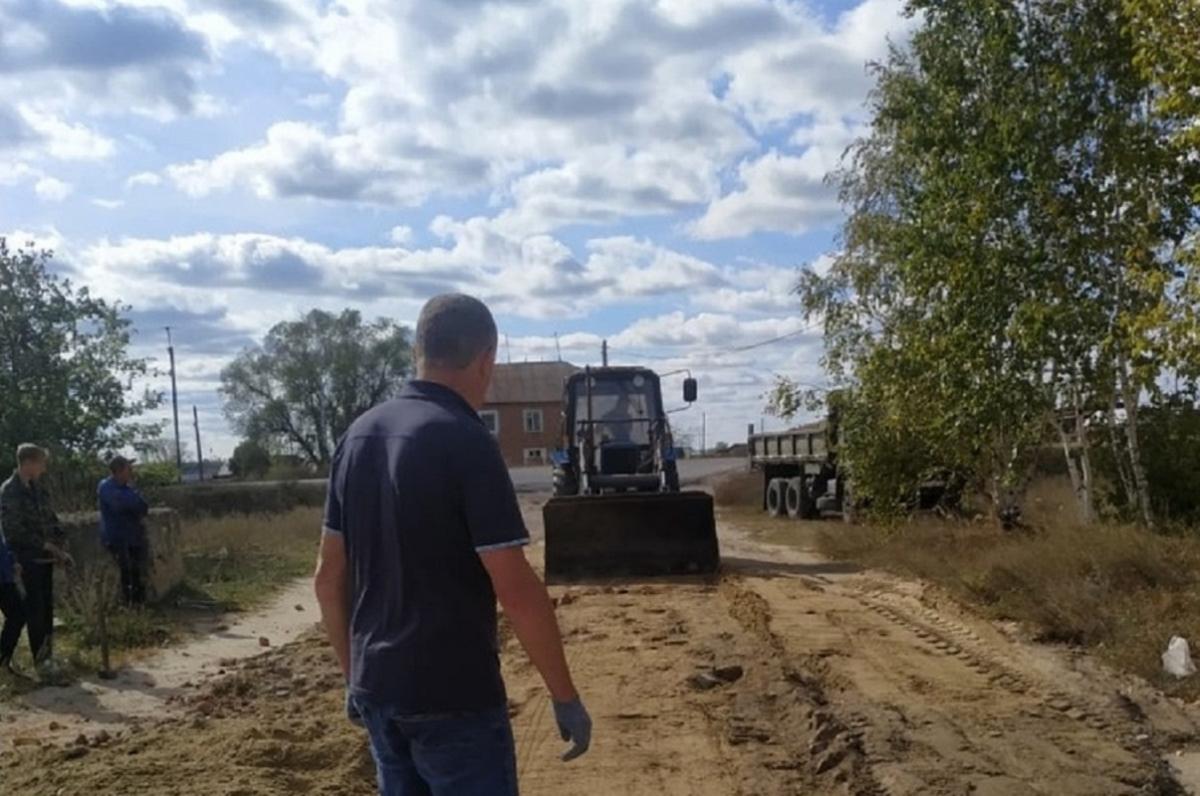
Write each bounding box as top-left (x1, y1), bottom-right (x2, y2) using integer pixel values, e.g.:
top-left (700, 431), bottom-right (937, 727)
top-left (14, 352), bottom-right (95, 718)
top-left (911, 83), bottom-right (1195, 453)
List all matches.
top-left (553, 697), bottom-right (592, 762)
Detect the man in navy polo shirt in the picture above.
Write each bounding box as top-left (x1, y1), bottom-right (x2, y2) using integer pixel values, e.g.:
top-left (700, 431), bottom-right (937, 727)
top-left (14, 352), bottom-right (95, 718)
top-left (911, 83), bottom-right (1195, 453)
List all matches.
top-left (314, 294), bottom-right (590, 796)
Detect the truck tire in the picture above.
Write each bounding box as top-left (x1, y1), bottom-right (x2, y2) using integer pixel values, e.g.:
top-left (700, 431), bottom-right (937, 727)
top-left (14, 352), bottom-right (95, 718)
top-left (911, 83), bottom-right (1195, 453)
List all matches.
top-left (785, 477), bottom-right (807, 519)
top-left (766, 478), bottom-right (787, 518)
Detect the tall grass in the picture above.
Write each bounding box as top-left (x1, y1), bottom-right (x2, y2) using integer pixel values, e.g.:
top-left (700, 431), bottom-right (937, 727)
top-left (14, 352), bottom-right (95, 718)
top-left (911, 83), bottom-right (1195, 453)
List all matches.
top-left (0, 508), bottom-right (325, 686)
top-left (180, 507), bottom-right (322, 610)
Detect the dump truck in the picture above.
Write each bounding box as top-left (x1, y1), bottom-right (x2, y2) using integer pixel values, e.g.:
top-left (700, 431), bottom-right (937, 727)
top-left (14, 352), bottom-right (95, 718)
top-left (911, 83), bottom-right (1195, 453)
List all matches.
top-left (542, 366), bottom-right (720, 580)
top-left (750, 413), bottom-right (959, 519)
top-left (749, 416), bottom-right (848, 520)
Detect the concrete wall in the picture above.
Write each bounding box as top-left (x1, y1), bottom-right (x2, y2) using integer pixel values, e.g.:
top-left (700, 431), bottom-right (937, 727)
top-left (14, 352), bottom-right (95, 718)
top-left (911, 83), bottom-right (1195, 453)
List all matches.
top-left (59, 508), bottom-right (184, 601)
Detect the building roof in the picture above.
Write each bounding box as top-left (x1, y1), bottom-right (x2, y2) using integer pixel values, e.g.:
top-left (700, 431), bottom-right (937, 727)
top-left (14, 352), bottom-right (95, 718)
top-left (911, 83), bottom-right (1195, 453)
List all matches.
top-left (485, 361), bottom-right (579, 405)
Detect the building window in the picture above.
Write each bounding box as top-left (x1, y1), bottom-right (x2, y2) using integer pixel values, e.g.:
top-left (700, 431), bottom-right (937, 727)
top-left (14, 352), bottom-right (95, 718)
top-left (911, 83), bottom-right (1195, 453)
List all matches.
top-left (523, 408), bottom-right (544, 434)
top-left (480, 410), bottom-right (499, 435)
top-left (523, 448), bottom-right (547, 466)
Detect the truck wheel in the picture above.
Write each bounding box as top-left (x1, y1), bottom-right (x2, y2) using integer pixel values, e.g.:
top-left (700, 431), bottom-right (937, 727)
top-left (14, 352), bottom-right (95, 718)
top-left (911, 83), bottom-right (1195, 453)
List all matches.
top-left (766, 478), bottom-right (787, 518)
top-left (785, 478), bottom-right (807, 519)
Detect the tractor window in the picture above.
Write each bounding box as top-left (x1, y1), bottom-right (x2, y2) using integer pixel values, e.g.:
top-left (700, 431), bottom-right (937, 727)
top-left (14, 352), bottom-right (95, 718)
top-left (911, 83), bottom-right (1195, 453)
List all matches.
top-left (574, 377), bottom-right (654, 446)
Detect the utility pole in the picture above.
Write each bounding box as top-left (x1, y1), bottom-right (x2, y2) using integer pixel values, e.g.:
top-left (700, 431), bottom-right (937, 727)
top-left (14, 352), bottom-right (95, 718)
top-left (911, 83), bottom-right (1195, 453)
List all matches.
top-left (554, 332), bottom-right (562, 362)
top-left (701, 412), bottom-right (707, 456)
top-left (166, 327), bottom-right (183, 483)
top-left (193, 405), bottom-right (204, 482)
top-left (601, 339), bottom-right (609, 367)
top-left (505, 334), bottom-right (512, 364)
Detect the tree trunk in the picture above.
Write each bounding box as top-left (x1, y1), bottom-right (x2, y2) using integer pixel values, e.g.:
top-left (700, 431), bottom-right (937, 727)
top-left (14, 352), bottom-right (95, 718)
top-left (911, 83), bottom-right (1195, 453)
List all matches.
top-left (1106, 391), bottom-right (1135, 507)
top-left (1069, 385), bottom-right (1095, 525)
top-left (1078, 441), bottom-right (1095, 525)
top-left (1054, 417), bottom-right (1086, 523)
top-left (1117, 355), bottom-right (1154, 526)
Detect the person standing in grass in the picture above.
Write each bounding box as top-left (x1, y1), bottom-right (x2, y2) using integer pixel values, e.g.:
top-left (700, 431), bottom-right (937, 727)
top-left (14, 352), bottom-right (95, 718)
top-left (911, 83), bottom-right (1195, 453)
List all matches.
top-left (0, 515), bottom-right (26, 675)
top-left (98, 455), bottom-right (150, 606)
top-left (0, 444), bottom-right (72, 679)
top-left (315, 294), bottom-right (591, 796)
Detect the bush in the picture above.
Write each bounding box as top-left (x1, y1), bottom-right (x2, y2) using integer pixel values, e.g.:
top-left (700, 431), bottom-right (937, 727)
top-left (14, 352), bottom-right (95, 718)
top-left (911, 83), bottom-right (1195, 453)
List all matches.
top-left (230, 439), bottom-right (271, 480)
top-left (1092, 398), bottom-right (1200, 524)
top-left (137, 461), bottom-right (181, 488)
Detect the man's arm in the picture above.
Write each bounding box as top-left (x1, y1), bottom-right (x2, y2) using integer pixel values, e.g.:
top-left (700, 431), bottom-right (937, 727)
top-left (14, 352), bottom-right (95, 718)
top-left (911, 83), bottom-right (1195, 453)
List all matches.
top-left (314, 530), bottom-right (351, 679)
top-left (40, 485), bottom-right (67, 549)
top-left (480, 547), bottom-right (577, 701)
top-left (102, 483), bottom-right (149, 518)
top-left (482, 547), bottom-right (591, 760)
top-left (0, 487), bottom-right (31, 552)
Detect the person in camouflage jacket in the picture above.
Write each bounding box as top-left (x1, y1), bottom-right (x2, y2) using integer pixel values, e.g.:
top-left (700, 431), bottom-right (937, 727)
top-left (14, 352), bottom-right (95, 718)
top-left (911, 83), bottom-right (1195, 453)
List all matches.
top-left (0, 445), bottom-right (72, 671)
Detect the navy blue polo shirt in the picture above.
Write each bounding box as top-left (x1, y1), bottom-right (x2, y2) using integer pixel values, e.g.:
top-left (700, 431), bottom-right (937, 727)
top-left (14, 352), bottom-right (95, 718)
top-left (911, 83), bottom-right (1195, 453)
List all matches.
top-left (324, 380), bottom-right (529, 714)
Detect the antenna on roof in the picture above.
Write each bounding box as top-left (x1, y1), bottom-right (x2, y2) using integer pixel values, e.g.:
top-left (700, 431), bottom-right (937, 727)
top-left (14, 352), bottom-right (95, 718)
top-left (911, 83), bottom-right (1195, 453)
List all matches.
top-left (554, 332), bottom-right (562, 362)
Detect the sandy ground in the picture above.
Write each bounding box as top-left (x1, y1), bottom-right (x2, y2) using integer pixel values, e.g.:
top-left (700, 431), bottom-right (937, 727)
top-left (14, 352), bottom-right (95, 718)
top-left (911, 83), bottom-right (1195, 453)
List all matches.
top-left (4, 493), bottom-right (1200, 795)
top-left (0, 579), bottom-right (321, 746)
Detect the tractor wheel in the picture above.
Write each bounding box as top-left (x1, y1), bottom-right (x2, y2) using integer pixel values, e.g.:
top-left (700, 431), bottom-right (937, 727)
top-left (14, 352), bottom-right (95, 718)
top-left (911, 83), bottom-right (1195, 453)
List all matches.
top-left (766, 478), bottom-right (787, 518)
top-left (553, 467), bottom-right (578, 497)
top-left (785, 477), bottom-right (808, 519)
top-left (664, 460), bottom-right (681, 492)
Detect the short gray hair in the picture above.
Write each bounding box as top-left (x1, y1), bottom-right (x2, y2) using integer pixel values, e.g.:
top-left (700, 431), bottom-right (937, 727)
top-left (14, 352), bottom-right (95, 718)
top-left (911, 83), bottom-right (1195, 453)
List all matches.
top-left (415, 294), bottom-right (498, 370)
top-left (16, 444), bottom-right (49, 466)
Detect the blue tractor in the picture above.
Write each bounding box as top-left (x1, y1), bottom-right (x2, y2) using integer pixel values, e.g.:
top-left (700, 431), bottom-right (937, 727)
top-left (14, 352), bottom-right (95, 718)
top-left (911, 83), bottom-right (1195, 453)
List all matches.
top-left (543, 366), bottom-right (719, 580)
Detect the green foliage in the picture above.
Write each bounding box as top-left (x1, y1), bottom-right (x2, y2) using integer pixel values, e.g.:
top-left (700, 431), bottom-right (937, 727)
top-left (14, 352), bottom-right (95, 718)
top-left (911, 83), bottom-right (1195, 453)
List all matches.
top-left (1093, 397), bottom-right (1200, 524)
top-left (137, 461), bottom-right (181, 488)
top-left (229, 438), bottom-right (271, 480)
top-left (220, 309), bottom-right (412, 467)
top-left (792, 0), bottom-right (1199, 522)
top-left (0, 239), bottom-right (161, 465)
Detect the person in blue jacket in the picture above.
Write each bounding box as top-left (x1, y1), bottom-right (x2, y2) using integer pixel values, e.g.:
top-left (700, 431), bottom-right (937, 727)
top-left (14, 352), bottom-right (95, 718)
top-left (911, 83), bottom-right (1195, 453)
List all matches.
top-left (98, 456), bottom-right (150, 606)
top-left (0, 519), bottom-right (26, 674)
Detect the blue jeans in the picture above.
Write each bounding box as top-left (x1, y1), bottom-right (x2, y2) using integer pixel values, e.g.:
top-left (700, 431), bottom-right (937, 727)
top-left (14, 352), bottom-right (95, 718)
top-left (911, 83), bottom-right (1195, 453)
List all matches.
top-left (350, 695), bottom-right (519, 796)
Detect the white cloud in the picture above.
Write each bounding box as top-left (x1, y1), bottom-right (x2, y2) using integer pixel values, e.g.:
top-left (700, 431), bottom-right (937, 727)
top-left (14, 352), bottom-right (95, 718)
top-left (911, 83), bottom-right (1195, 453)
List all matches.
top-left (155, 0), bottom-right (912, 236)
top-left (0, 2), bottom-right (212, 121)
top-left (34, 176), bottom-right (73, 202)
top-left (125, 171), bottom-right (163, 189)
top-left (19, 107), bottom-right (116, 160)
top-left (69, 221), bottom-right (800, 324)
top-left (92, 198), bottom-right (126, 209)
top-left (689, 149), bottom-right (843, 239)
top-left (388, 225), bottom-right (413, 245)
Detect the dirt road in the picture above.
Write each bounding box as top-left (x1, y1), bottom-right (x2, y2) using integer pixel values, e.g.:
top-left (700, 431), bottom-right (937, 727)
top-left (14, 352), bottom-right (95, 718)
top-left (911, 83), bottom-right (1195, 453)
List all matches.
top-left (4, 497), bottom-right (1199, 795)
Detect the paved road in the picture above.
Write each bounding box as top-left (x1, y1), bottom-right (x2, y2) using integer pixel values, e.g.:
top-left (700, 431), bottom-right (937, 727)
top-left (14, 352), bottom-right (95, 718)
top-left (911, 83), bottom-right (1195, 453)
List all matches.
top-left (508, 456), bottom-right (745, 492)
top-left (228, 457), bottom-right (745, 493)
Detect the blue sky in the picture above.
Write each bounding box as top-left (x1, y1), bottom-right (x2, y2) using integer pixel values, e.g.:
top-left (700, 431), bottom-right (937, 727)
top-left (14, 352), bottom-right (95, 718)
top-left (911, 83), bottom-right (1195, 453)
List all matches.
top-left (1, 0), bottom-right (916, 457)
